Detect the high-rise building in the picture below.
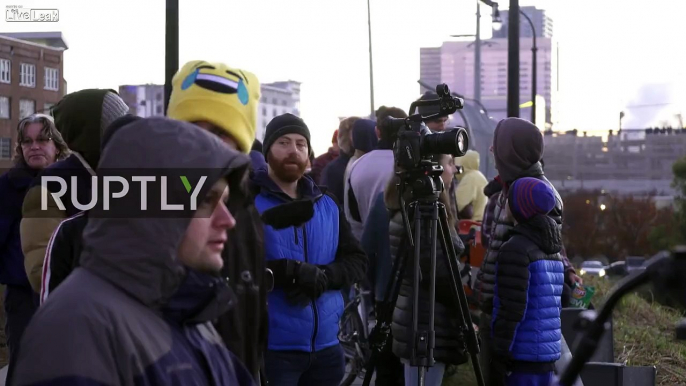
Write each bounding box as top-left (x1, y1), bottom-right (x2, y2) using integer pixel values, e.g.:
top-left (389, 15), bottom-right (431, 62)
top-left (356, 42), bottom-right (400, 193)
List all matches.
top-left (492, 6), bottom-right (553, 39)
top-left (419, 47), bottom-right (441, 94)
top-left (0, 32), bottom-right (67, 168)
top-left (256, 80), bottom-right (301, 142)
top-left (118, 84), bottom-right (165, 118)
top-left (419, 29), bottom-right (556, 126)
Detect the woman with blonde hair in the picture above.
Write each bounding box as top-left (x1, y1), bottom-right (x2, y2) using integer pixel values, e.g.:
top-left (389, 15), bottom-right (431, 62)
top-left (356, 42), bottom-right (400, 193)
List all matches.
top-left (0, 113), bottom-right (69, 382)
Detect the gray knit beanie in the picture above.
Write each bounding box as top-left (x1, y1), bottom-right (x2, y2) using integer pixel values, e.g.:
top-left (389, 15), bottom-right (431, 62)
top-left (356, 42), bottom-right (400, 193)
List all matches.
top-left (101, 92), bottom-right (130, 134)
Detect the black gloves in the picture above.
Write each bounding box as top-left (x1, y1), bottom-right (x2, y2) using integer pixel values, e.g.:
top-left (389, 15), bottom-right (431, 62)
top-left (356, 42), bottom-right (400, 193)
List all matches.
top-left (317, 264), bottom-right (344, 290)
top-left (266, 259), bottom-right (329, 306)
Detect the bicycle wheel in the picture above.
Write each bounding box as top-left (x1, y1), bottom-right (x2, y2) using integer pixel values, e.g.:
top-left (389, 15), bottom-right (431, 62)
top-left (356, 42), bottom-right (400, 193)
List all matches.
top-left (339, 302), bottom-right (369, 386)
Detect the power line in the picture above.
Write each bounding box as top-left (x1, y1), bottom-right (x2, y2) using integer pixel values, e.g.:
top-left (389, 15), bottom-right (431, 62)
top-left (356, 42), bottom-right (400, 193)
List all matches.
top-left (624, 102), bottom-right (673, 109)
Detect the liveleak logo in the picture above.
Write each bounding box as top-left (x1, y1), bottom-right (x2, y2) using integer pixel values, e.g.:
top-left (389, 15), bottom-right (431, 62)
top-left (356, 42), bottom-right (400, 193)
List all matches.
top-left (40, 174), bottom-right (207, 214)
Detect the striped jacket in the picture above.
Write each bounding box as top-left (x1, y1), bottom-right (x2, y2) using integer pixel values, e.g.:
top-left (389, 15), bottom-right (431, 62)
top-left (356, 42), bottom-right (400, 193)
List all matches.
top-left (40, 211), bottom-right (86, 303)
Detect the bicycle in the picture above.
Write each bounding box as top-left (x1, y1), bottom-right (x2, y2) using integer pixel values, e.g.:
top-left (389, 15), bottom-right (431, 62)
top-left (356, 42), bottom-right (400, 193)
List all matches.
top-left (339, 283), bottom-right (372, 386)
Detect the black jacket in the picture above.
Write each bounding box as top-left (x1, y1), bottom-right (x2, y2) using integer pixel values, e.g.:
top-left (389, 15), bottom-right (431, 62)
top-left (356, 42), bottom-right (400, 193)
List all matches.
top-left (388, 211), bottom-right (469, 365)
top-left (474, 162), bottom-right (569, 315)
top-left (214, 203), bottom-right (269, 382)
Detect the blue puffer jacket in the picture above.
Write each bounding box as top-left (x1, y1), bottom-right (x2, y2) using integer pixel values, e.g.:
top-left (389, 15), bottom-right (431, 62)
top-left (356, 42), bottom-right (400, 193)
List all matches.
top-left (492, 215), bottom-right (564, 366)
top-left (251, 169), bottom-right (358, 353)
top-left (0, 163), bottom-right (40, 288)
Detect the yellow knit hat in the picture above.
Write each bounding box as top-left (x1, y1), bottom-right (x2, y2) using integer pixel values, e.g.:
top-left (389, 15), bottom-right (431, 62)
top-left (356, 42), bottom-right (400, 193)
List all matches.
top-left (168, 60), bottom-right (260, 153)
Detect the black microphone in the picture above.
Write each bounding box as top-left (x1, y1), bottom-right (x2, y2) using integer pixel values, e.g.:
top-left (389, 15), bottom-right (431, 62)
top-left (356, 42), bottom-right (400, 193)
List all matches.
top-left (260, 199), bottom-right (315, 229)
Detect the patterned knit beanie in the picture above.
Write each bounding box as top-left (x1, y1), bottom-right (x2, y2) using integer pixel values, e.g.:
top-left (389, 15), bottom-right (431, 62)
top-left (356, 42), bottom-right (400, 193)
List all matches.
top-left (508, 177), bottom-right (556, 222)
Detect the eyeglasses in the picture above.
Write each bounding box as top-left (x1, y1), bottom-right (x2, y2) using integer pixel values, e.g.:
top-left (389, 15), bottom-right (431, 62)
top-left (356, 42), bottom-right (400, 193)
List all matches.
top-left (21, 136), bottom-right (52, 147)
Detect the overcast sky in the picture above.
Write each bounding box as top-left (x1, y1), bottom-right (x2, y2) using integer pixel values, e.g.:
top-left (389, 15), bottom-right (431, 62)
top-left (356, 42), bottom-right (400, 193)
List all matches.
top-left (2, 0), bottom-right (684, 155)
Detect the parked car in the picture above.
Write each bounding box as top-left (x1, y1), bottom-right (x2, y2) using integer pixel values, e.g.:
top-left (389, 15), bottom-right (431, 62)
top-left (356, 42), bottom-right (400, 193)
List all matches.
top-left (625, 256), bottom-right (647, 274)
top-left (605, 261), bottom-right (628, 277)
top-left (579, 260), bottom-right (607, 278)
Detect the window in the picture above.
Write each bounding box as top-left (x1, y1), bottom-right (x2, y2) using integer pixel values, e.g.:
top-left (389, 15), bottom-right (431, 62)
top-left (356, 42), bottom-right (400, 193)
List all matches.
top-left (0, 138), bottom-right (11, 160)
top-left (0, 59), bottom-right (10, 84)
top-left (44, 102), bottom-right (55, 114)
top-left (282, 100), bottom-right (287, 106)
top-left (20, 63), bottom-right (36, 87)
top-left (156, 93), bottom-right (162, 101)
top-left (156, 105), bottom-right (163, 115)
top-left (263, 107), bottom-right (267, 116)
top-left (44, 67), bottom-right (59, 91)
top-left (0, 96), bottom-right (9, 119)
top-left (272, 98), bottom-right (278, 104)
top-left (273, 108), bottom-right (278, 117)
top-left (19, 99), bottom-right (35, 119)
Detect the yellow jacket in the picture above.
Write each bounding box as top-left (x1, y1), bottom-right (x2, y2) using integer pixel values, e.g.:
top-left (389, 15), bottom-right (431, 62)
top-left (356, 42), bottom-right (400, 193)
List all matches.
top-left (454, 150), bottom-right (488, 221)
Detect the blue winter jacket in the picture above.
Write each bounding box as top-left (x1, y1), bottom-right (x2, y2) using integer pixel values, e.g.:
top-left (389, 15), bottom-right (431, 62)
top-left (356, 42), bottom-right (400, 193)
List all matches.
top-left (0, 164), bottom-right (40, 288)
top-left (251, 169), bottom-right (367, 352)
top-left (492, 215), bottom-right (564, 366)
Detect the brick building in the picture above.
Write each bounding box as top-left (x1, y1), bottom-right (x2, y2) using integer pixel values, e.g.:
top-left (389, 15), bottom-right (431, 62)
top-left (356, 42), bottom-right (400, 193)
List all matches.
top-left (0, 32), bottom-right (67, 168)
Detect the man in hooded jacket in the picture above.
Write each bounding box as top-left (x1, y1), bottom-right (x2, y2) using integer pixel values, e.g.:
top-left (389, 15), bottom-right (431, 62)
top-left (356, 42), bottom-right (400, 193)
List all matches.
top-left (12, 117), bottom-right (255, 386)
top-left (473, 117), bottom-right (579, 385)
top-left (20, 89), bottom-right (129, 293)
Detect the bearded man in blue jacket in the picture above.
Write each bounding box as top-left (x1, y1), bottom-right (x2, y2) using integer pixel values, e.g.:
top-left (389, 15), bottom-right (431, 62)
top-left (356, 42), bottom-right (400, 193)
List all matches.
top-left (252, 113), bottom-right (368, 386)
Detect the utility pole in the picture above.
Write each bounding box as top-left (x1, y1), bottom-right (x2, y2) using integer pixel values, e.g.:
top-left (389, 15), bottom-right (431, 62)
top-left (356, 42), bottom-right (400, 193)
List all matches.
top-left (164, 0), bottom-right (179, 115)
top-left (367, 0), bottom-right (375, 118)
top-left (474, 1), bottom-right (481, 103)
top-left (507, 0), bottom-right (520, 118)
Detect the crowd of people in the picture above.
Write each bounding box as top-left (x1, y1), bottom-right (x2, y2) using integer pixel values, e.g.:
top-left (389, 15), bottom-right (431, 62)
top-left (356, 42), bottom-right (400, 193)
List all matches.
top-left (0, 59), bottom-right (579, 386)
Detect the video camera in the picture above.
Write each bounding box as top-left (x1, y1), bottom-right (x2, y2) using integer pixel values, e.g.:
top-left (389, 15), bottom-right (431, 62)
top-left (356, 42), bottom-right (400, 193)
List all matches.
top-left (381, 84), bottom-right (470, 171)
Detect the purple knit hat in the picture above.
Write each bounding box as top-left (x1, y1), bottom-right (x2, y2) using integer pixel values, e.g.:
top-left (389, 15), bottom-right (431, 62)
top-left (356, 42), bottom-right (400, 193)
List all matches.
top-left (508, 177), bottom-right (556, 222)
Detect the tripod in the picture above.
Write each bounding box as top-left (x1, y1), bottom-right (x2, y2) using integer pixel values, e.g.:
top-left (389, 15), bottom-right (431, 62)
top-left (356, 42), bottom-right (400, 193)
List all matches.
top-left (362, 164), bottom-right (484, 386)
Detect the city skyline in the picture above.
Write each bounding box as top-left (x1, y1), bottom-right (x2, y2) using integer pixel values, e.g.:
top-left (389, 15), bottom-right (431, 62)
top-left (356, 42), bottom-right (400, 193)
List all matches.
top-left (0, 0), bottom-right (683, 155)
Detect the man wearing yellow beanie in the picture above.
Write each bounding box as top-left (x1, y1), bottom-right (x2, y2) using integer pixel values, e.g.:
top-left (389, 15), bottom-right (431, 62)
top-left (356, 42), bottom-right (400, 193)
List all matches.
top-left (168, 60), bottom-right (261, 153)
top-left (168, 60), bottom-right (268, 384)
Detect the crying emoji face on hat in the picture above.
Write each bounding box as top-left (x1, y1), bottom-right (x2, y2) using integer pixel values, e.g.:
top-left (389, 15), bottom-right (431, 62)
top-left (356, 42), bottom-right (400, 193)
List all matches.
top-left (167, 60), bottom-right (260, 153)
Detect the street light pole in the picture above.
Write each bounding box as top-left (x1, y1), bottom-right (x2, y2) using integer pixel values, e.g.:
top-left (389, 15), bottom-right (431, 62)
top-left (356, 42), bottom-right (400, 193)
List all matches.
top-left (367, 0), bottom-right (375, 118)
top-left (474, 0), bottom-right (481, 102)
top-left (519, 10), bottom-right (537, 124)
top-left (507, 0), bottom-right (520, 118)
top-left (164, 0), bottom-right (178, 115)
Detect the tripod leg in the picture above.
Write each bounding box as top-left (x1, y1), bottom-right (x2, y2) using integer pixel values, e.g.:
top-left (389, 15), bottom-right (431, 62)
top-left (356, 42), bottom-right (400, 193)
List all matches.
top-left (410, 204), bottom-right (429, 386)
top-left (362, 220), bottom-right (412, 386)
top-left (436, 204), bottom-right (485, 386)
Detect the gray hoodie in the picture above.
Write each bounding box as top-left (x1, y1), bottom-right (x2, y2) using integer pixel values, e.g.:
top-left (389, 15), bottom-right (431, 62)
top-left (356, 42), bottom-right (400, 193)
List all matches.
top-left (12, 117), bottom-right (254, 386)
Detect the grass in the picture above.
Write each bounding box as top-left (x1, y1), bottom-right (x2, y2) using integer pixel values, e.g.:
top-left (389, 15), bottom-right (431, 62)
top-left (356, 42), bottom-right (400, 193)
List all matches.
top-left (586, 275), bottom-right (686, 385)
top-left (442, 276), bottom-right (686, 385)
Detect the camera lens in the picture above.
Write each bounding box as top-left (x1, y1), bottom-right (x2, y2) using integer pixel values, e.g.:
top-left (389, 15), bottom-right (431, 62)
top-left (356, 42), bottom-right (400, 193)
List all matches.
top-left (420, 128), bottom-right (469, 157)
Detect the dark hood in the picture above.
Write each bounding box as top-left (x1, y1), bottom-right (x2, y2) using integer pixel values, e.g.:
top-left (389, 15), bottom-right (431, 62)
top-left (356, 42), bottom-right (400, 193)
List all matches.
top-left (52, 89), bottom-right (125, 168)
top-left (483, 178), bottom-right (502, 198)
top-left (79, 117), bottom-right (250, 314)
top-left (352, 119), bottom-right (378, 153)
top-left (250, 167), bottom-right (322, 202)
top-left (492, 118), bottom-right (544, 183)
top-left (512, 215), bottom-right (562, 255)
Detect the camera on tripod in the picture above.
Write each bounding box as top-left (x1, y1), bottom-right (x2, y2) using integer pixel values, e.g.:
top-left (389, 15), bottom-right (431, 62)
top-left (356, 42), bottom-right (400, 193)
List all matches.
top-left (362, 84), bottom-right (484, 386)
top-left (381, 84), bottom-right (470, 171)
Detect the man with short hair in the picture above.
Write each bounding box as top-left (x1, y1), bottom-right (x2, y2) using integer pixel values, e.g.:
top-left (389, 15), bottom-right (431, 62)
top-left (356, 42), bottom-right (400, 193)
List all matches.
top-left (321, 116), bottom-right (359, 204)
top-left (253, 113), bottom-right (367, 386)
top-left (13, 117), bottom-right (255, 386)
top-left (311, 129), bottom-right (339, 184)
top-left (347, 106), bottom-right (407, 234)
